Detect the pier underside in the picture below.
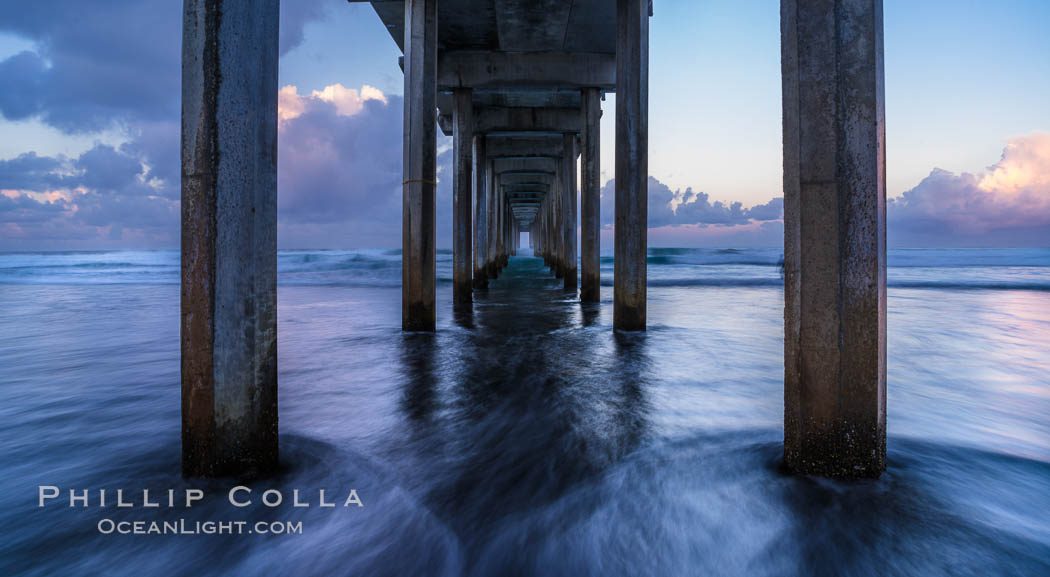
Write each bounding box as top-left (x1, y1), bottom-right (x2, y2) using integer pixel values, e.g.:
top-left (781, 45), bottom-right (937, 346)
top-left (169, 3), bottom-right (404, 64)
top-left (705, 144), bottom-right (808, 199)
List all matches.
top-left (181, 0), bottom-right (886, 479)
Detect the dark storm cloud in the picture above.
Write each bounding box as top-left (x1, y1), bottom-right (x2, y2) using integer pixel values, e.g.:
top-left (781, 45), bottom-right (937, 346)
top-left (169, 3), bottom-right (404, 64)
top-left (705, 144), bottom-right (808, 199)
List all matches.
top-left (0, 0), bottom-right (182, 133)
top-left (0, 0), bottom-right (329, 133)
top-left (0, 51), bottom-right (47, 120)
top-left (0, 0), bottom-right (332, 248)
top-left (0, 152), bottom-right (64, 191)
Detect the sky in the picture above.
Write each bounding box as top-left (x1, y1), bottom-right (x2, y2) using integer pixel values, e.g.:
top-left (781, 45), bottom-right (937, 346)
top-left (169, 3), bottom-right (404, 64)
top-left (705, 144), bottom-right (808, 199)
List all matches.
top-left (1, 0), bottom-right (1049, 250)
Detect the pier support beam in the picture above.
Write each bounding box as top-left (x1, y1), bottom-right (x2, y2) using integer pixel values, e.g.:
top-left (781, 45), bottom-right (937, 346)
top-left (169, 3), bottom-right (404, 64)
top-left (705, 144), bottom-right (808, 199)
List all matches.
top-left (402, 0), bottom-right (438, 331)
top-left (614, 0), bottom-right (649, 331)
top-left (473, 135), bottom-right (488, 289)
top-left (580, 88), bottom-right (601, 302)
top-left (542, 192), bottom-right (550, 266)
top-left (504, 196), bottom-right (509, 261)
top-left (549, 187), bottom-right (557, 273)
top-left (546, 195), bottom-right (553, 268)
top-left (541, 199), bottom-right (549, 266)
top-left (452, 88), bottom-right (473, 303)
top-left (553, 162), bottom-right (564, 279)
top-left (782, 0), bottom-right (887, 478)
top-left (181, 0), bottom-right (279, 477)
top-left (562, 132), bottom-right (578, 291)
top-left (496, 185), bottom-right (502, 268)
top-left (487, 162), bottom-right (499, 279)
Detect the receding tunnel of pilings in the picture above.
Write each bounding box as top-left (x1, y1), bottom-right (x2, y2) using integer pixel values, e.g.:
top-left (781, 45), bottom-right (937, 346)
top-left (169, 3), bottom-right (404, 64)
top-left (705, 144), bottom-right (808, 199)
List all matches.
top-left (180, 0), bottom-right (887, 481)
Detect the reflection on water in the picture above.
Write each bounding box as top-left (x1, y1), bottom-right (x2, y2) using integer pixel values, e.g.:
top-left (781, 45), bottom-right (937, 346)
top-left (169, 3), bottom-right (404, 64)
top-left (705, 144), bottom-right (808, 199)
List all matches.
top-left (0, 249), bottom-right (1049, 576)
top-left (395, 257), bottom-right (653, 566)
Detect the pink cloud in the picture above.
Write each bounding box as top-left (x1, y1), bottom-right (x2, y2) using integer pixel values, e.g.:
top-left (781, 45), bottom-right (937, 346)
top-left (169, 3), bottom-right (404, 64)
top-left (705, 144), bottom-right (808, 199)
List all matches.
top-left (890, 132), bottom-right (1050, 245)
top-left (278, 83), bottom-right (387, 124)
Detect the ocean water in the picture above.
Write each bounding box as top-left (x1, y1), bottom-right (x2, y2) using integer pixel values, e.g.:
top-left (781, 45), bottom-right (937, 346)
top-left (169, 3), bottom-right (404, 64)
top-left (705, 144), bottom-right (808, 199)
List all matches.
top-left (1, 247), bottom-right (1048, 576)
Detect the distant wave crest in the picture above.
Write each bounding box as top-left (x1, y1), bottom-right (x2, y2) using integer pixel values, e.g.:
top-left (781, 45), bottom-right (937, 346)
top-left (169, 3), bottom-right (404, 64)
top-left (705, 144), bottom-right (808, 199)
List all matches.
top-left (1, 248), bottom-right (1048, 290)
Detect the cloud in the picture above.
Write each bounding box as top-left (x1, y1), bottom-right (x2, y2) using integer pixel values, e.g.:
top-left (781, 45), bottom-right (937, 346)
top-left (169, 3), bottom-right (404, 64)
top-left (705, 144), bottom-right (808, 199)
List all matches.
top-left (275, 84), bottom-right (451, 247)
top-left (280, 0), bottom-right (330, 56)
top-left (276, 84), bottom-right (453, 248)
top-left (0, 82), bottom-right (421, 249)
top-left (745, 197), bottom-right (784, 222)
top-left (0, 141), bottom-right (179, 247)
top-left (642, 220), bottom-right (785, 248)
top-left (0, 51), bottom-right (47, 120)
top-left (277, 85), bottom-right (403, 241)
top-left (0, 0), bottom-right (329, 134)
top-left (0, 1), bottom-right (180, 133)
top-left (0, 0), bottom-right (334, 249)
top-left (6, 119), bottom-right (1048, 249)
top-left (599, 176), bottom-right (782, 230)
top-left (977, 133), bottom-right (1050, 195)
top-left (0, 192), bottom-right (70, 224)
top-left (593, 131), bottom-right (1050, 247)
top-left (279, 84), bottom-right (388, 123)
top-left (0, 152), bottom-right (64, 190)
top-left (889, 132), bottom-right (1050, 246)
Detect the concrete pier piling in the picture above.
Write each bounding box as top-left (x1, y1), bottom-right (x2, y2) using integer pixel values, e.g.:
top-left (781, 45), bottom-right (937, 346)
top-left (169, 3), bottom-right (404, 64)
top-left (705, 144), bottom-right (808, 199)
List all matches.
top-left (553, 163), bottom-right (564, 279)
top-left (502, 195), bottom-right (510, 264)
top-left (496, 192), bottom-right (502, 268)
top-left (562, 132), bottom-right (578, 291)
top-left (614, 0), bottom-right (650, 331)
top-left (486, 158), bottom-right (499, 279)
top-left (546, 194), bottom-right (553, 268)
top-left (782, 0), bottom-right (887, 478)
top-left (537, 212), bottom-right (546, 262)
top-left (546, 168), bottom-right (554, 273)
top-left (494, 178), bottom-right (502, 272)
top-left (473, 135), bottom-right (488, 289)
top-left (543, 190), bottom-right (550, 267)
top-left (401, 0), bottom-right (438, 331)
top-left (580, 88), bottom-right (602, 302)
top-left (452, 88), bottom-right (473, 303)
top-left (541, 175), bottom-right (550, 269)
top-left (539, 198), bottom-right (548, 265)
top-left (181, 0), bottom-right (279, 477)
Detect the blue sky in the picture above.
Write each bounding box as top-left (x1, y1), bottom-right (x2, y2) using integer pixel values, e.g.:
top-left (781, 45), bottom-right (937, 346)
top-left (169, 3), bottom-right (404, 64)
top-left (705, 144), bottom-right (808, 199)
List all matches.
top-left (1, 0), bottom-right (1049, 249)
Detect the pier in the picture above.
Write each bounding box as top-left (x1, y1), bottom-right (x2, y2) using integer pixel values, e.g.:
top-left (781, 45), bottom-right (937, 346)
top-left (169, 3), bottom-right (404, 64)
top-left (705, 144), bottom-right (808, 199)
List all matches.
top-left (181, 0), bottom-right (887, 478)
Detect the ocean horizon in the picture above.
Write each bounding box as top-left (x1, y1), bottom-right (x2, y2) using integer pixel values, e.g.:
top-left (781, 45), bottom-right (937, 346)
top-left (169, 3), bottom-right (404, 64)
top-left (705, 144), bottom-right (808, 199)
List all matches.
top-left (2, 246), bottom-right (1050, 290)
